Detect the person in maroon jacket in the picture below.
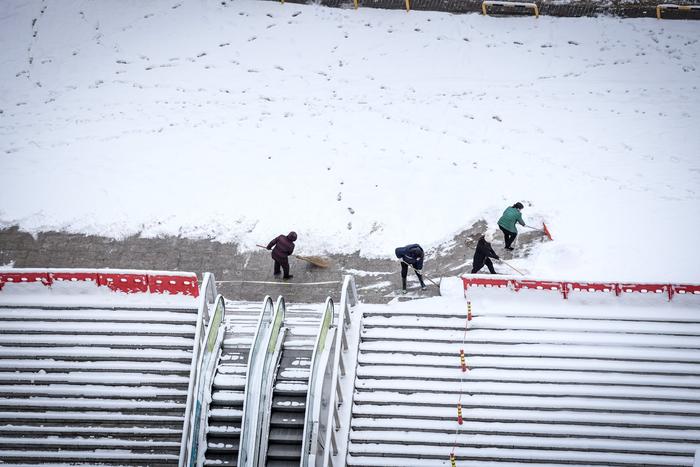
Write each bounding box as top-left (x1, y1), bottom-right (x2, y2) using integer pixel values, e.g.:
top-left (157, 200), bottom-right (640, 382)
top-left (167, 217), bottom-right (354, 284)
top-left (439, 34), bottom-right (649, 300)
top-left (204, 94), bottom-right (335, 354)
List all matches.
top-left (266, 231), bottom-right (297, 279)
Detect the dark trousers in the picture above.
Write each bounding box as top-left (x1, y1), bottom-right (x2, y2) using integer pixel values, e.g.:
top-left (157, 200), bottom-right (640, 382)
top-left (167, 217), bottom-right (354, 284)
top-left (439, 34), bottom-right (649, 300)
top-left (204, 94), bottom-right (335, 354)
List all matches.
top-left (273, 257), bottom-right (290, 278)
top-left (471, 257), bottom-right (496, 274)
top-left (401, 262), bottom-right (425, 290)
top-left (500, 225), bottom-right (517, 249)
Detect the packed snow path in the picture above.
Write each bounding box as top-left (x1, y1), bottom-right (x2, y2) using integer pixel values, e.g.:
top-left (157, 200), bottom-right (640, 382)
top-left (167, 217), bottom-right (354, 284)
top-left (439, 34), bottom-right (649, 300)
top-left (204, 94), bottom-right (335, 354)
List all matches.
top-left (347, 292), bottom-right (700, 466)
top-left (0, 299), bottom-right (199, 465)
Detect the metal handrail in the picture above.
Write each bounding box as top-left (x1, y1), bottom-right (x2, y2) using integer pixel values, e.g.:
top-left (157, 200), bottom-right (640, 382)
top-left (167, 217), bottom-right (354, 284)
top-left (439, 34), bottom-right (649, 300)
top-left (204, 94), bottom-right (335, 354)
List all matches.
top-left (301, 297), bottom-right (337, 466)
top-left (190, 294), bottom-right (226, 466)
top-left (179, 273), bottom-right (218, 466)
top-left (238, 295), bottom-right (286, 467)
top-left (322, 275), bottom-right (358, 467)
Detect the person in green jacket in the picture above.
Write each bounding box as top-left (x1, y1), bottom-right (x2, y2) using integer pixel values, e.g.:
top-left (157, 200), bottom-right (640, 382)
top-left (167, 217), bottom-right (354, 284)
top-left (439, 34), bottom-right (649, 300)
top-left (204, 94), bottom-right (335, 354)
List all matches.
top-left (497, 202), bottom-right (525, 251)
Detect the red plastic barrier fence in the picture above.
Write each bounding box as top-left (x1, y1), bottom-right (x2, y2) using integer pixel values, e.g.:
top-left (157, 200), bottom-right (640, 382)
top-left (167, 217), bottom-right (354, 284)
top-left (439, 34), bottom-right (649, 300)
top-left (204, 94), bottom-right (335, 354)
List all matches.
top-left (0, 272), bottom-right (52, 289)
top-left (463, 276), bottom-right (699, 302)
top-left (148, 274), bottom-right (199, 296)
top-left (98, 272), bottom-right (149, 294)
top-left (0, 269), bottom-right (199, 297)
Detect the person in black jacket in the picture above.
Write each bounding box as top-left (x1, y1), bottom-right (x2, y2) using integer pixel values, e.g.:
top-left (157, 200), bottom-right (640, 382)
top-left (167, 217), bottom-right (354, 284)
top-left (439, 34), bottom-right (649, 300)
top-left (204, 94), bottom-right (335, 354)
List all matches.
top-left (266, 231), bottom-right (297, 279)
top-left (395, 244), bottom-right (426, 293)
top-left (471, 235), bottom-right (499, 274)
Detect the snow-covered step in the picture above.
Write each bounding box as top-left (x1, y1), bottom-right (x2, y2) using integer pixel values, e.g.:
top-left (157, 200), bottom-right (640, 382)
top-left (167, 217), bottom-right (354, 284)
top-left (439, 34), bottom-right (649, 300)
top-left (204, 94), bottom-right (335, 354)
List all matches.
top-left (0, 333), bottom-right (196, 348)
top-left (0, 450), bottom-right (180, 463)
top-left (362, 306), bottom-right (700, 323)
top-left (0, 345), bottom-right (194, 362)
top-left (0, 371), bottom-right (191, 386)
top-left (353, 391), bottom-right (700, 415)
top-left (357, 352), bottom-right (700, 375)
top-left (0, 307), bottom-right (198, 323)
top-left (0, 384), bottom-right (187, 399)
top-left (0, 424), bottom-right (182, 437)
top-left (356, 378), bottom-right (700, 401)
top-left (346, 443), bottom-right (694, 466)
top-left (1, 320), bottom-right (196, 335)
top-left (359, 340), bottom-right (700, 362)
top-left (0, 359), bottom-right (191, 373)
top-left (356, 365), bottom-right (700, 388)
top-left (349, 430), bottom-right (698, 456)
top-left (350, 417), bottom-right (700, 442)
top-left (360, 327), bottom-right (700, 348)
top-left (363, 314), bottom-right (700, 335)
top-left (352, 403), bottom-right (700, 429)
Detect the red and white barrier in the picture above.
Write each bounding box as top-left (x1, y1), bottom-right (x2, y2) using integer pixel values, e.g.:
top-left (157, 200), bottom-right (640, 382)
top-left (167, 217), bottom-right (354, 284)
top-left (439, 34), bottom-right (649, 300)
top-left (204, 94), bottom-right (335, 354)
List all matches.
top-left (462, 276), bottom-right (700, 301)
top-left (0, 268), bottom-right (199, 297)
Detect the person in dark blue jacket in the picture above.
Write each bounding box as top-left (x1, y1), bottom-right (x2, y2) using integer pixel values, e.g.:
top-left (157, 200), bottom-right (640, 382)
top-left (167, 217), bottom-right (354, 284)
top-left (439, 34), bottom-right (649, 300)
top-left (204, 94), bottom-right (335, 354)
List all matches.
top-left (395, 244), bottom-right (426, 293)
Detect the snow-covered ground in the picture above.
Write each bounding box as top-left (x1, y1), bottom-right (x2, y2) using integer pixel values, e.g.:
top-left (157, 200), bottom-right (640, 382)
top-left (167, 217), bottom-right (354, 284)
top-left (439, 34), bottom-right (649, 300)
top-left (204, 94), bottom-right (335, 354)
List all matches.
top-left (1, 0), bottom-right (698, 282)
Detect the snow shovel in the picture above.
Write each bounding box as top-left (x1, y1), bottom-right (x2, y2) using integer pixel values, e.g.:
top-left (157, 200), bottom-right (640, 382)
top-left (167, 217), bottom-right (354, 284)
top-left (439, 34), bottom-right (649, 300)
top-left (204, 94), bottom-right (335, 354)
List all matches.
top-left (524, 223), bottom-right (553, 240)
top-left (402, 261), bottom-right (442, 292)
top-left (256, 245), bottom-right (330, 268)
top-left (496, 258), bottom-right (525, 276)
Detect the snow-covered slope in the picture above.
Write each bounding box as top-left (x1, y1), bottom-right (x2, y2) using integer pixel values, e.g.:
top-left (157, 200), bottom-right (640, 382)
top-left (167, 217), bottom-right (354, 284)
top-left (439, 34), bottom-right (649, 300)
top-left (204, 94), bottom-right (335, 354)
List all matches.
top-left (1, 0), bottom-right (698, 282)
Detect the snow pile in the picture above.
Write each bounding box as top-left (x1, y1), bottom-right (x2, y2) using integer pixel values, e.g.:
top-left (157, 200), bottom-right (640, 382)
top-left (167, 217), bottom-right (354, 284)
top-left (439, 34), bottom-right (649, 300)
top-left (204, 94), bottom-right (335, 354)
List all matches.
top-left (1, 1), bottom-right (698, 282)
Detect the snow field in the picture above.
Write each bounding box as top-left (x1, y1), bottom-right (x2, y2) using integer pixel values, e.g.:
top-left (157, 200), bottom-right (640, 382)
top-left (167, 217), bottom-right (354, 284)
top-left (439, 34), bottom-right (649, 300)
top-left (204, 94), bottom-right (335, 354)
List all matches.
top-left (1, 0), bottom-right (699, 283)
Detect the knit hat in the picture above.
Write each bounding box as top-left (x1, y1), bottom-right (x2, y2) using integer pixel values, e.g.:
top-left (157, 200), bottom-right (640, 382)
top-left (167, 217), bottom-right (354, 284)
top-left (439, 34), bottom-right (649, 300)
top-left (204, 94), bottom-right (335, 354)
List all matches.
top-left (513, 202), bottom-right (524, 209)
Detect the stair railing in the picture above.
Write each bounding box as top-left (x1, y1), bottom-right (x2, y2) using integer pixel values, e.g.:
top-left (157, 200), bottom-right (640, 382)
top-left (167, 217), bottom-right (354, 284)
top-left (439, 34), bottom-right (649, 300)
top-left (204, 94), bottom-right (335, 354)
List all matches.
top-left (190, 294), bottom-right (226, 467)
top-left (300, 297), bottom-right (337, 467)
top-left (238, 295), bottom-right (286, 467)
top-left (179, 273), bottom-right (218, 466)
top-left (321, 275), bottom-right (358, 467)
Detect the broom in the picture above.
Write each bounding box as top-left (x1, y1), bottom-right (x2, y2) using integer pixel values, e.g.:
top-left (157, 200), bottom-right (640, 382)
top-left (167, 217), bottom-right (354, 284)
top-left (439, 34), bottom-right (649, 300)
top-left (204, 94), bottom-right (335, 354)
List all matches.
top-left (496, 258), bottom-right (525, 276)
top-left (256, 245), bottom-right (330, 268)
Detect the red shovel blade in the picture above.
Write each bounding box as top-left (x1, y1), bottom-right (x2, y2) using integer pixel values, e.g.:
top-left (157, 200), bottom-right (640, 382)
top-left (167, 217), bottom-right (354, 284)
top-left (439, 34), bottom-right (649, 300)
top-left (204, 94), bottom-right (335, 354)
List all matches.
top-left (543, 222), bottom-right (553, 240)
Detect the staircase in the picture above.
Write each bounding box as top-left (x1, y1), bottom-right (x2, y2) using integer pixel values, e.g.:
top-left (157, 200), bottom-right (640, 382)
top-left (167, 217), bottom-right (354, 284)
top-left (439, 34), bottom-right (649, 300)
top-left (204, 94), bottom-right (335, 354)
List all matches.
top-left (203, 300), bottom-right (263, 466)
top-left (264, 304), bottom-right (323, 466)
top-left (347, 296), bottom-right (700, 466)
top-left (0, 301), bottom-right (198, 466)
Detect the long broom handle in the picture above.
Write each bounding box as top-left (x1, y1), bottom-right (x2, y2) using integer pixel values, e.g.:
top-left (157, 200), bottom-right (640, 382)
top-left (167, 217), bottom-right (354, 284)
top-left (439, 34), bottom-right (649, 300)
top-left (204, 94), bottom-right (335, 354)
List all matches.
top-left (497, 258), bottom-right (525, 276)
top-left (257, 243), bottom-right (320, 265)
top-left (401, 261), bottom-right (440, 288)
